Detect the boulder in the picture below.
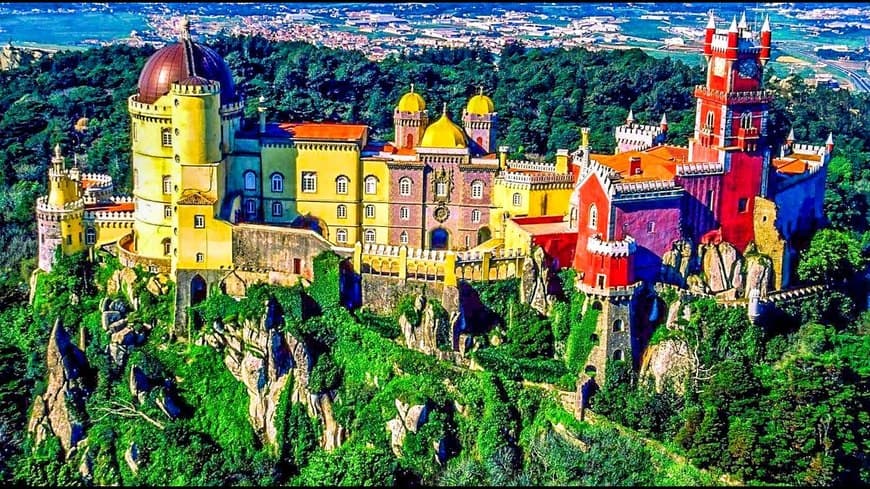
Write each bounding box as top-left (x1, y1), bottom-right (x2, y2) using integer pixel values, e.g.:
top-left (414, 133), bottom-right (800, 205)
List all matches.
top-left (640, 339), bottom-right (692, 396)
top-left (385, 399), bottom-right (429, 457)
top-left (744, 254), bottom-right (773, 299)
top-left (700, 241), bottom-right (739, 293)
top-left (399, 295), bottom-right (447, 355)
top-left (660, 239), bottom-right (695, 285)
top-left (520, 246), bottom-right (552, 314)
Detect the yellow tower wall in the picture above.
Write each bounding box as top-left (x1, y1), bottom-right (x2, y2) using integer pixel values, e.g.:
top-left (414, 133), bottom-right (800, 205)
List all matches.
top-left (260, 144), bottom-right (298, 225)
top-left (172, 86), bottom-right (222, 165)
top-left (294, 142), bottom-right (361, 243)
top-left (174, 202), bottom-right (233, 272)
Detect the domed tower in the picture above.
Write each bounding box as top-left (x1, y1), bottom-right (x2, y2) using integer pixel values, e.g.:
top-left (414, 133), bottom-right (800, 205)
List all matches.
top-left (127, 17), bottom-right (243, 272)
top-left (462, 87), bottom-right (497, 155)
top-left (394, 84), bottom-right (428, 149)
top-left (419, 104), bottom-right (468, 150)
top-left (37, 144), bottom-right (84, 271)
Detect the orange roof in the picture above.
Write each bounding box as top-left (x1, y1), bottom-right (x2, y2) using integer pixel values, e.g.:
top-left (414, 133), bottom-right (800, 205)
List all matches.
top-left (81, 179), bottom-right (99, 189)
top-left (396, 147), bottom-right (417, 156)
top-left (591, 145), bottom-right (688, 182)
top-left (85, 202), bottom-right (134, 212)
top-left (772, 157), bottom-right (809, 175)
top-left (278, 122), bottom-right (368, 141)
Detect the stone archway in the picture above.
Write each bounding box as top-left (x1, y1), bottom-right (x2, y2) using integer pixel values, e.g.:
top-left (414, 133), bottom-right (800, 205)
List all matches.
top-left (190, 274), bottom-right (207, 306)
top-left (477, 226), bottom-right (491, 245)
top-left (429, 227), bottom-right (449, 250)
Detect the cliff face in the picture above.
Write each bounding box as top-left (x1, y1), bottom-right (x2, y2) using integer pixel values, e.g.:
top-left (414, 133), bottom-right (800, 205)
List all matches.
top-left (27, 319), bottom-right (91, 456)
top-left (199, 298), bottom-right (345, 451)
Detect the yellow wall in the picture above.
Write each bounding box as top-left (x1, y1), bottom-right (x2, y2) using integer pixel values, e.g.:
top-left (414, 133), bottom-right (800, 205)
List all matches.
top-left (360, 158), bottom-right (391, 244)
top-left (60, 215), bottom-right (85, 256)
top-left (490, 180), bottom-right (572, 238)
top-left (503, 218), bottom-right (533, 254)
top-left (174, 202), bottom-right (233, 271)
top-left (294, 143), bottom-right (362, 243)
top-left (260, 145), bottom-right (297, 225)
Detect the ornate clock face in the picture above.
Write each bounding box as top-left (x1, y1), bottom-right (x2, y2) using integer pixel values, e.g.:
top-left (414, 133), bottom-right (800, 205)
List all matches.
top-left (712, 57), bottom-right (726, 77)
top-left (737, 58), bottom-right (759, 79)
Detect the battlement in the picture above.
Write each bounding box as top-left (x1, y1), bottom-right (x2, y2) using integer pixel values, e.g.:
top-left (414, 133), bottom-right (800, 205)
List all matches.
top-left (613, 179), bottom-right (679, 195)
top-left (615, 124), bottom-right (662, 139)
top-left (36, 196), bottom-right (84, 213)
top-left (675, 161), bottom-right (725, 176)
top-left (127, 95), bottom-right (173, 116)
top-left (694, 85), bottom-right (773, 104)
top-left (171, 80), bottom-right (221, 96)
top-left (586, 234), bottom-right (636, 257)
top-left (500, 171), bottom-right (574, 186)
top-left (792, 143), bottom-right (825, 156)
top-left (577, 280), bottom-right (641, 298)
top-left (710, 34), bottom-right (762, 54)
top-left (506, 159), bottom-right (557, 173)
top-left (84, 209), bottom-right (135, 222)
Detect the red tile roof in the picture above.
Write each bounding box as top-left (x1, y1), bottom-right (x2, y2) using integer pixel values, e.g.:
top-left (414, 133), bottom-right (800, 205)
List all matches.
top-left (772, 157), bottom-right (809, 175)
top-left (591, 145), bottom-right (689, 182)
top-left (278, 122), bottom-right (368, 141)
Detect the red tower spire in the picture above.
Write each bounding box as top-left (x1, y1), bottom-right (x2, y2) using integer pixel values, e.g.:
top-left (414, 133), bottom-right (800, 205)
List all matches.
top-left (726, 16), bottom-right (739, 60)
top-left (703, 11), bottom-right (715, 59)
top-left (759, 15), bottom-right (771, 66)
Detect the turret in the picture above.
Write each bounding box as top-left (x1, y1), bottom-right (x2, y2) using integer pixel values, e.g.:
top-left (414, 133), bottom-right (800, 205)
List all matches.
top-left (703, 11), bottom-right (715, 59)
top-left (38, 144), bottom-right (85, 272)
top-left (759, 15), bottom-right (771, 66)
top-left (626, 108), bottom-right (634, 126)
top-left (727, 16), bottom-right (739, 60)
top-left (498, 145), bottom-right (510, 170)
top-left (463, 85), bottom-right (497, 155)
top-left (258, 95), bottom-right (267, 134)
top-left (786, 128), bottom-right (795, 147)
top-left (394, 83), bottom-right (428, 149)
top-left (826, 132), bottom-right (834, 154)
top-left (660, 113), bottom-right (668, 134)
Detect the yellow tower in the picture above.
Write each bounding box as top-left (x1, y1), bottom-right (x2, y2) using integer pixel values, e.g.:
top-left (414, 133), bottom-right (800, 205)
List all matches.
top-left (394, 84), bottom-right (428, 149)
top-left (126, 17), bottom-right (242, 275)
top-left (37, 144), bottom-right (84, 271)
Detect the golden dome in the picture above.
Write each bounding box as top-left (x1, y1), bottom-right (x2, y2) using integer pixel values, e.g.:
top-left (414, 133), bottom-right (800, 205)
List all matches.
top-left (420, 106), bottom-right (467, 149)
top-left (397, 83), bottom-right (426, 112)
top-left (466, 88), bottom-right (494, 115)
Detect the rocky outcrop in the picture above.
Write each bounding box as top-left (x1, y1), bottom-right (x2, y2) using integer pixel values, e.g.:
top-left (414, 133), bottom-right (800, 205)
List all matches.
top-left (311, 390), bottom-right (346, 451)
top-left (27, 318), bottom-right (91, 456)
top-left (661, 239), bottom-right (695, 286)
top-left (386, 399), bottom-right (429, 457)
top-left (145, 274), bottom-right (171, 297)
top-left (641, 339), bottom-right (692, 396)
top-left (106, 268), bottom-right (139, 310)
top-left (699, 240), bottom-right (740, 294)
top-left (100, 297), bottom-right (150, 367)
top-left (744, 253), bottom-right (773, 299)
top-left (399, 295), bottom-right (451, 356)
top-left (521, 246), bottom-right (554, 314)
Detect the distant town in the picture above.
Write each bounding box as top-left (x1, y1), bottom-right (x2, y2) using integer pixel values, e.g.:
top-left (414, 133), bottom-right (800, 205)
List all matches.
top-left (2, 2), bottom-right (870, 91)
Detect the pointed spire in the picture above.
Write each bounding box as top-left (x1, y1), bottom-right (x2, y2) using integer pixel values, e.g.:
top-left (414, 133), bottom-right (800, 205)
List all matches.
top-left (738, 11), bottom-right (748, 30)
top-left (761, 14), bottom-right (770, 32)
top-left (729, 16), bottom-right (738, 33)
top-left (660, 113), bottom-right (668, 125)
top-left (478, 85), bottom-right (484, 96)
top-left (826, 132), bottom-right (834, 145)
top-left (706, 10), bottom-right (716, 29)
top-left (442, 102), bottom-right (447, 116)
top-left (626, 109), bottom-right (634, 124)
top-left (54, 143), bottom-right (61, 159)
top-left (787, 128), bottom-right (795, 142)
top-left (410, 82), bottom-right (414, 93)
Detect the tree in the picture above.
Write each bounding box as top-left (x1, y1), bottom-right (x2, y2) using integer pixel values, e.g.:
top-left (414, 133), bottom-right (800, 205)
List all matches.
top-left (797, 228), bottom-right (866, 284)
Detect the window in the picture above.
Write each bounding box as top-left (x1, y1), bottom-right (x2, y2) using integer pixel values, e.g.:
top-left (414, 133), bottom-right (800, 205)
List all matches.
top-left (471, 209), bottom-right (481, 223)
top-left (337, 204), bottom-right (347, 219)
top-left (612, 349), bottom-right (624, 361)
top-left (301, 172), bottom-right (316, 193)
top-left (400, 206), bottom-right (409, 220)
top-left (399, 177), bottom-right (412, 196)
top-left (646, 221), bottom-right (655, 234)
top-left (66, 235), bottom-right (72, 245)
top-left (400, 231), bottom-right (408, 244)
top-left (738, 197), bottom-right (748, 213)
top-left (243, 171), bottom-right (257, 191)
top-left (164, 205), bottom-right (172, 218)
top-left (293, 258), bottom-right (301, 275)
top-left (336, 228), bottom-right (348, 243)
top-left (195, 252), bottom-right (204, 263)
top-left (245, 199), bottom-right (256, 215)
top-left (85, 227), bottom-right (96, 245)
top-left (740, 111), bottom-right (753, 129)
top-left (194, 215), bottom-right (205, 228)
top-left (364, 228), bottom-right (376, 243)
top-left (161, 127), bottom-right (172, 146)
top-left (705, 110), bottom-right (715, 129)
top-left (569, 207), bottom-right (578, 228)
top-left (364, 205), bottom-right (375, 219)
top-left (512, 192), bottom-right (522, 207)
top-left (364, 175), bottom-right (378, 195)
top-left (436, 181), bottom-right (447, 197)
top-left (162, 175), bottom-right (172, 194)
top-left (336, 175), bottom-right (349, 195)
top-left (162, 238), bottom-right (171, 256)
top-left (471, 180), bottom-right (484, 199)
top-left (706, 189), bottom-right (715, 211)
top-left (272, 201), bottom-right (284, 217)
top-left (271, 173), bottom-right (284, 193)
top-left (589, 204), bottom-right (598, 229)
top-left (596, 273), bottom-right (606, 288)
top-left (613, 319), bottom-right (624, 332)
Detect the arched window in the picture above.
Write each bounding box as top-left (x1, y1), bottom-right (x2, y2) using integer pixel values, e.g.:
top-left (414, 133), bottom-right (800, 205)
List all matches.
top-left (162, 175), bottom-right (171, 194)
top-left (245, 199), bottom-right (256, 215)
top-left (272, 201), bottom-right (283, 217)
top-left (337, 204), bottom-right (347, 219)
top-left (705, 110), bottom-right (715, 129)
top-left (399, 177), bottom-right (412, 196)
top-left (301, 172), bottom-right (317, 192)
top-left (195, 252), bottom-right (205, 263)
top-left (589, 204), bottom-right (598, 230)
top-left (400, 231), bottom-right (409, 244)
top-left (336, 175), bottom-right (349, 194)
top-left (569, 207), bottom-right (578, 228)
top-left (612, 319), bottom-right (624, 332)
top-left (612, 349), bottom-right (624, 361)
top-left (365, 205), bottom-right (375, 219)
top-left (85, 227), bottom-right (96, 245)
top-left (471, 180), bottom-right (484, 199)
top-left (336, 228), bottom-right (348, 243)
top-left (271, 173), bottom-right (284, 193)
top-left (364, 175), bottom-right (378, 195)
top-left (740, 111), bottom-right (753, 129)
top-left (162, 238), bottom-right (171, 256)
top-left (471, 209), bottom-right (481, 223)
top-left (243, 171), bottom-right (257, 191)
top-left (400, 206), bottom-right (409, 220)
top-left (512, 192), bottom-right (522, 207)
top-left (364, 228), bottom-right (376, 243)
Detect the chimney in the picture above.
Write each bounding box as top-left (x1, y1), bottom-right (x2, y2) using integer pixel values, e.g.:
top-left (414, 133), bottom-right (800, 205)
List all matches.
top-left (498, 145), bottom-right (510, 170)
top-left (629, 156), bottom-right (642, 175)
top-left (555, 149), bottom-right (569, 174)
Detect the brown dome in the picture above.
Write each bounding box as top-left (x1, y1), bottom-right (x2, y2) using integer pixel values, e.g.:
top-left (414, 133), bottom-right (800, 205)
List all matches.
top-left (137, 38), bottom-right (236, 105)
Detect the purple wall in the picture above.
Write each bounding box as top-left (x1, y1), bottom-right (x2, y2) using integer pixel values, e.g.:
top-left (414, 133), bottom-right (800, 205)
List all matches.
top-left (613, 197), bottom-right (682, 283)
top-left (676, 173), bottom-right (722, 242)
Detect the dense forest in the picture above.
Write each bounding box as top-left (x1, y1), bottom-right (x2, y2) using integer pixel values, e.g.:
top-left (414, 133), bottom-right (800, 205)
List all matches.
top-left (0, 36), bottom-right (867, 485)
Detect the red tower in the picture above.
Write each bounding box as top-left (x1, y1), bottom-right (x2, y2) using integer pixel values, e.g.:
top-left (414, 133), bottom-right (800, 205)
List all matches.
top-left (688, 13), bottom-right (772, 252)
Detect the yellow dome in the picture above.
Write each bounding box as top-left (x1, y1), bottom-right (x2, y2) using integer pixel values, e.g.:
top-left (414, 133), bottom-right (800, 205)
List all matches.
top-left (466, 93), bottom-right (494, 115)
top-left (397, 84), bottom-right (426, 112)
top-left (420, 109), bottom-right (467, 149)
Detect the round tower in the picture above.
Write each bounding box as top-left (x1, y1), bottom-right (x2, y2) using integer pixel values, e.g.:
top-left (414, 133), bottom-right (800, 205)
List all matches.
top-left (394, 84), bottom-right (428, 149)
top-left (37, 144), bottom-right (85, 271)
top-left (127, 17), bottom-right (242, 264)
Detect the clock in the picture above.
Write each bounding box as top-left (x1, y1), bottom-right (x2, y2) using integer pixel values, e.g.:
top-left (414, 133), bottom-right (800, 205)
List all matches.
top-left (737, 58), bottom-right (759, 79)
top-left (712, 57), bottom-right (726, 77)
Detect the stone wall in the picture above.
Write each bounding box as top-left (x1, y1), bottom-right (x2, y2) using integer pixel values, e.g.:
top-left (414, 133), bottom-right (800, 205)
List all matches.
top-left (232, 223), bottom-right (332, 281)
top-left (361, 275), bottom-right (445, 315)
